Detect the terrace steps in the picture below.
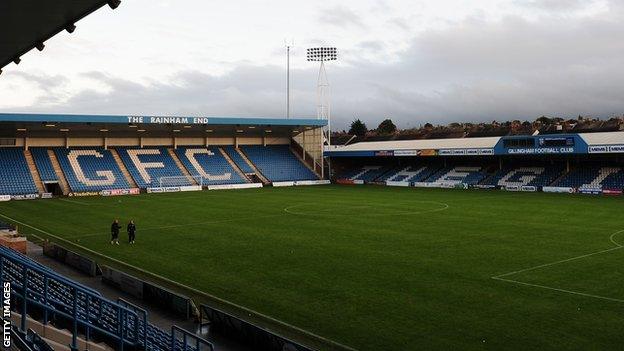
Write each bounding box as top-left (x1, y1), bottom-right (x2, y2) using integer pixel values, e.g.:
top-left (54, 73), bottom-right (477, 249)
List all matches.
top-left (47, 149), bottom-right (70, 195)
top-left (24, 149), bottom-right (45, 194)
top-left (289, 146), bottom-right (321, 179)
top-left (551, 168), bottom-right (573, 187)
top-left (218, 147), bottom-right (250, 182)
top-left (109, 148), bottom-right (138, 188)
top-left (168, 148), bottom-right (198, 185)
top-left (236, 148), bottom-right (270, 184)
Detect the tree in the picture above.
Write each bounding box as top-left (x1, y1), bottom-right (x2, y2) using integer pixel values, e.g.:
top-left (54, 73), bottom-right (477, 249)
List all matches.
top-left (536, 116), bottom-right (551, 124)
top-left (377, 119), bottom-right (397, 135)
top-left (349, 119), bottom-right (368, 137)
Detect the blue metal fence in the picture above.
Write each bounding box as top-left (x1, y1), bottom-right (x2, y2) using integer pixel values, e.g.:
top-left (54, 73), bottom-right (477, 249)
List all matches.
top-left (0, 246), bottom-right (213, 351)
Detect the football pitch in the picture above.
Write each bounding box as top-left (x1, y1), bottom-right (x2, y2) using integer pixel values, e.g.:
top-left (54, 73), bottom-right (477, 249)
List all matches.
top-left (0, 185), bottom-right (623, 350)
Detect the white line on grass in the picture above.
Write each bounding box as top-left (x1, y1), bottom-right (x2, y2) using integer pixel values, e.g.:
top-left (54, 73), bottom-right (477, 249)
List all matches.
top-left (283, 201), bottom-right (450, 217)
top-left (65, 213), bottom-right (288, 240)
top-left (492, 276), bottom-right (624, 303)
top-left (492, 229), bottom-right (624, 303)
top-left (0, 211), bottom-right (357, 351)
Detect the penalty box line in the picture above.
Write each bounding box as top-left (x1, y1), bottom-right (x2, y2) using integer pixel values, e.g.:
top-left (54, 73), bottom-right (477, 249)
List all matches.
top-left (492, 229), bottom-right (624, 304)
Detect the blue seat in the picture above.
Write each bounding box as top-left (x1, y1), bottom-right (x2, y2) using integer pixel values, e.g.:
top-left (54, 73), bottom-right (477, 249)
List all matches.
top-left (115, 147), bottom-right (191, 188)
top-left (54, 148), bottom-right (130, 192)
top-left (0, 148), bottom-right (38, 195)
top-left (0, 246), bottom-right (211, 351)
top-left (484, 165), bottom-right (565, 187)
top-left (175, 146), bottom-right (246, 185)
top-left (31, 148), bottom-right (58, 182)
top-left (426, 166), bottom-right (486, 185)
top-left (222, 145), bottom-right (255, 173)
top-left (241, 145), bottom-right (317, 182)
top-left (556, 166), bottom-right (624, 189)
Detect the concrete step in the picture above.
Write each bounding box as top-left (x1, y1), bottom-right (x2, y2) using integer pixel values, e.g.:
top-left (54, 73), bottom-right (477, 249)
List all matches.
top-left (24, 149), bottom-right (45, 194)
top-left (109, 148), bottom-right (138, 188)
top-left (236, 148), bottom-right (270, 184)
top-left (218, 147), bottom-right (250, 183)
top-left (47, 149), bottom-right (70, 195)
top-left (168, 148), bottom-right (198, 185)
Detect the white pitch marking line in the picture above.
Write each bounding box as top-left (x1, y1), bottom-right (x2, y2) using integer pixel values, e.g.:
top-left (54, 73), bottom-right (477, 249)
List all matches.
top-left (491, 276), bottom-right (624, 303)
top-left (492, 229), bottom-right (624, 303)
top-left (0, 211), bottom-right (357, 351)
top-left (283, 201), bottom-right (450, 217)
top-left (66, 213), bottom-right (287, 240)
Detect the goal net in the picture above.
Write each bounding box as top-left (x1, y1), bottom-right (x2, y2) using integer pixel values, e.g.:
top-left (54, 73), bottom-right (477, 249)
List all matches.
top-left (157, 175), bottom-right (203, 188)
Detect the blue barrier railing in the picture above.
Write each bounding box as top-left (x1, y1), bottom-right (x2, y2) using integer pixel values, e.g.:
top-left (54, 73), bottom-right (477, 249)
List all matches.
top-left (120, 297), bottom-right (214, 351)
top-left (0, 246), bottom-right (140, 350)
top-left (0, 245), bottom-right (214, 351)
top-left (172, 325), bottom-right (214, 351)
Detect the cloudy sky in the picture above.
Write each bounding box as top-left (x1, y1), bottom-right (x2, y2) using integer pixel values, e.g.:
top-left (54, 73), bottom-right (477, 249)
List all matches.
top-left (1, 0), bottom-right (623, 129)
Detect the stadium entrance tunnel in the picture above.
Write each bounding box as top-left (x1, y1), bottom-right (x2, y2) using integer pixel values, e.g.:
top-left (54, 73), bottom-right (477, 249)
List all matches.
top-left (284, 199), bottom-right (448, 217)
top-left (44, 182), bottom-right (62, 195)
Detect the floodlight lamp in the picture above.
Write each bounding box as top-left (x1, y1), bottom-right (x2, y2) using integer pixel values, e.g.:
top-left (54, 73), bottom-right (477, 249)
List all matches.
top-left (306, 47), bottom-right (338, 61)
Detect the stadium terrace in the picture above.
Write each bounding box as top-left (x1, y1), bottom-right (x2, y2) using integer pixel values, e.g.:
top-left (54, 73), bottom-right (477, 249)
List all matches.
top-left (328, 131), bottom-right (624, 194)
top-left (0, 113), bottom-right (327, 198)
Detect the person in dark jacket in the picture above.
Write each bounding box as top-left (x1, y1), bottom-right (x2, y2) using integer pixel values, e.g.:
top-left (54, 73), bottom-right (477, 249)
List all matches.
top-left (110, 219), bottom-right (121, 245)
top-left (127, 220), bottom-right (136, 244)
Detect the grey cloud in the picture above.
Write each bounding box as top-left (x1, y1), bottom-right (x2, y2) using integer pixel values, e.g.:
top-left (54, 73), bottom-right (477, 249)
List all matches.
top-left (388, 17), bottom-right (411, 32)
top-left (514, 0), bottom-right (597, 12)
top-left (9, 71), bottom-right (68, 92)
top-left (356, 40), bottom-right (386, 52)
top-left (317, 6), bottom-right (365, 28)
top-left (3, 3), bottom-right (624, 130)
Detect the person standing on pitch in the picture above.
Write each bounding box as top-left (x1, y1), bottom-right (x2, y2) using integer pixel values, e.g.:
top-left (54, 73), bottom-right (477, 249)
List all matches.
top-left (110, 219), bottom-right (121, 245)
top-left (127, 220), bottom-right (136, 244)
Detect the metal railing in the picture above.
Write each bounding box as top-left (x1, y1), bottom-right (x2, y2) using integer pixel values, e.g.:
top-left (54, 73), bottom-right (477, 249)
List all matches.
top-left (0, 247), bottom-right (140, 351)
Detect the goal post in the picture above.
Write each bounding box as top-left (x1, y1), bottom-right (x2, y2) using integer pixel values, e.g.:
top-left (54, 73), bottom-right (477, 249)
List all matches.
top-left (157, 175), bottom-right (203, 188)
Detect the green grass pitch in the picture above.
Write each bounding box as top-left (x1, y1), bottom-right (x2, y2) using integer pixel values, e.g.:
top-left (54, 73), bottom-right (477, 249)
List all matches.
top-left (1, 185), bottom-right (623, 350)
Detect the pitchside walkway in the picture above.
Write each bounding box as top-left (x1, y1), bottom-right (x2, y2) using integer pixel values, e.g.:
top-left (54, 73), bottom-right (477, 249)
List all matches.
top-left (25, 241), bottom-right (250, 351)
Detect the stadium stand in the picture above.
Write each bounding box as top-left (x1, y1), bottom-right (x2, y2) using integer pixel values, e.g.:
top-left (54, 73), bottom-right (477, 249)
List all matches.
top-left (555, 166), bottom-right (624, 189)
top-left (174, 146), bottom-right (246, 185)
top-left (484, 165), bottom-right (565, 187)
top-left (30, 148), bottom-right (58, 182)
top-left (222, 145), bottom-right (255, 174)
top-left (0, 245), bottom-right (212, 351)
top-left (241, 145), bottom-right (318, 182)
top-left (54, 148), bottom-right (131, 192)
top-left (0, 148), bottom-right (39, 195)
top-left (116, 147), bottom-right (192, 188)
top-left (338, 165), bottom-right (389, 182)
top-left (378, 164), bottom-right (442, 183)
top-left (426, 166), bottom-right (488, 185)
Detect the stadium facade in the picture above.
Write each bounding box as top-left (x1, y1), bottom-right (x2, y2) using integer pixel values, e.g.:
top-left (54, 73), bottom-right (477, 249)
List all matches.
top-left (0, 112), bottom-right (623, 199)
top-left (0, 113), bottom-right (327, 199)
top-left (328, 131), bottom-right (624, 195)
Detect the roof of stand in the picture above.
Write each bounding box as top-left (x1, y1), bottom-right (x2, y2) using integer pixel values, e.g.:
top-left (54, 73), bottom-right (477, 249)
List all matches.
top-left (0, 0), bottom-right (119, 73)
